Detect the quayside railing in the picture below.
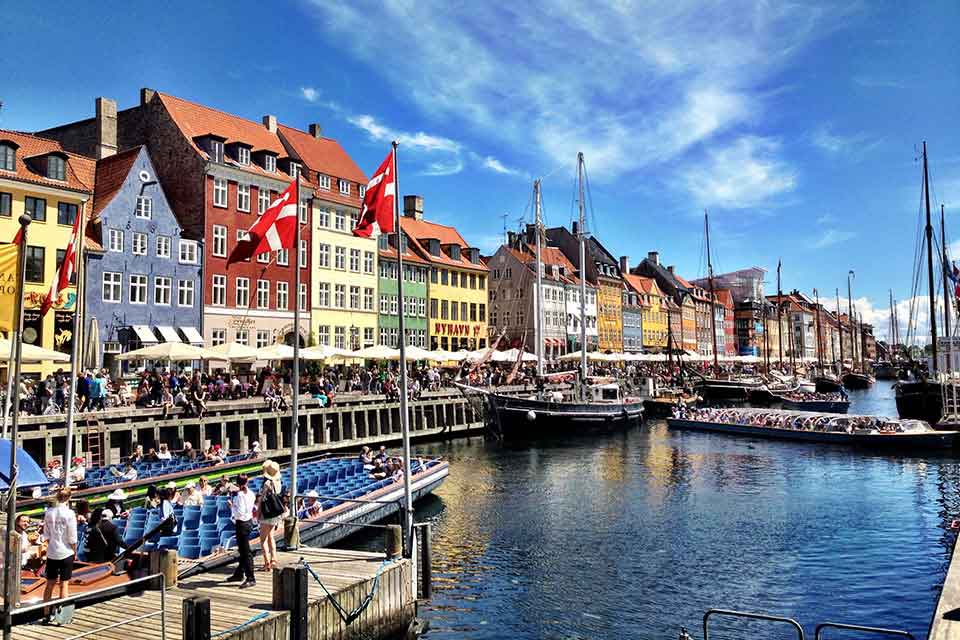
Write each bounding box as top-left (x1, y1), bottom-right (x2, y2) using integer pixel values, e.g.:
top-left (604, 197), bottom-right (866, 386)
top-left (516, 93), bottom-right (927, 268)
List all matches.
top-left (689, 608), bottom-right (915, 640)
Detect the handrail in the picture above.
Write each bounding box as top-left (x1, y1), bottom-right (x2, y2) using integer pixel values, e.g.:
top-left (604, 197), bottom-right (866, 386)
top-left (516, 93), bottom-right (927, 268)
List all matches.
top-left (815, 622), bottom-right (915, 640)
top-left (14, 571), bottom-right (166, 639)
top-left (703, 608), bottom-right (805, 640)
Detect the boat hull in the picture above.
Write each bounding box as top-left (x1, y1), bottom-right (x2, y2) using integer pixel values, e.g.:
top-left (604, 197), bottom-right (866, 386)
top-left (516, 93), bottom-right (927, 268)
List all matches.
top-left (895, 380), bottom-right (944, 424)
top-left (484, 393), bottom-right (643, 439)
top-left (814, 377), bottom-right (843, 393)
top-left (842, 373), bottom-right (875, 389)
top-left (874, 365), bottom-right (901, 380)
top-left (780, 399), bottom-right (850, 414)
top-left (642, 395), bottom-right (697, 418)
top-left (666, 418), bottom-right (956, 449)
top-left (696, 380), bottom-right (761, 402)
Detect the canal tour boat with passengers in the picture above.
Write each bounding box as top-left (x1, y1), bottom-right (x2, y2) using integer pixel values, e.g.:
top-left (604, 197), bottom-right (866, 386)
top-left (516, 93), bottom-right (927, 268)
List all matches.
top-left (778, 391), bottom-right (850, 414)
top-left (666, 407), bottom-right (957, 450)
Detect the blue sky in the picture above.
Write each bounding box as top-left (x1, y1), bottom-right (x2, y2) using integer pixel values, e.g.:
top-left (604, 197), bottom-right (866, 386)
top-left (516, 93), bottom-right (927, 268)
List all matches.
top-left (3, 0), bottom-right (960, 341)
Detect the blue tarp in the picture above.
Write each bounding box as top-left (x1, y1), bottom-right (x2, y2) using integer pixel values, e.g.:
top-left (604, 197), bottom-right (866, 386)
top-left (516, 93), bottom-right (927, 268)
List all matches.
top-left (0, 439), bottom-right (50, 491)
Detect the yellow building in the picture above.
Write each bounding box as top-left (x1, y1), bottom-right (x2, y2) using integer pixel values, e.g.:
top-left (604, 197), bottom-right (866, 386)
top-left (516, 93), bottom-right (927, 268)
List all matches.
top-left (596, 278), bottom-right (623, 352)
top-left (0, 131), bottom-right (95, 377)
top-left (625, 274), bottom-right (668, 350)
top-left (399, 197), bottom-right (489, 351)
top-left (276, 124), bottom-right (378, 351)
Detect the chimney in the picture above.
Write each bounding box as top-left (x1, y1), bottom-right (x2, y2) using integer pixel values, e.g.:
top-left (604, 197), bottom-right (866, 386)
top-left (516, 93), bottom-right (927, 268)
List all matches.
top-left (524, 223), bottom-right (536, 245)
top-left (647, 251), bottom-right (659, 265)
top-left (507, 231), bottom-right (518, 247)
top-left (667, 265), bottom-right (675, 275)
top-left (571, 221), bottom-right (580, 236)
top-left (619, 255), bottom-right (629, 274)
top-left (140, 87), bottom-right (155, 106)
top-left (95, 97), bottom-right (118, 160)
top-left (403, 195), bottom-right (423, 220)
top-left (262, 115), bottom-right (277, 133)
top-left (308, 123), bottom-right (322, 138)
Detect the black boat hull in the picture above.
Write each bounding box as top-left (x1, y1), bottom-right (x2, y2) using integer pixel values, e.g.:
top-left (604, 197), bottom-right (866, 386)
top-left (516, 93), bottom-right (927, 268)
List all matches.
top-left (780, 399), bottom-right (850, 414)
top-left (895, 380), bottom-right (943, 424)
top-left (874, 365), bottom-right (901, 380)
top-left (814, 377), bottom-right (843, 393)
top-left (483, 393), bottom-right (643, 439)
top-left (696, 380), bottom-right (761, 402)
top-left (842, 373), bottom-right (875, 390)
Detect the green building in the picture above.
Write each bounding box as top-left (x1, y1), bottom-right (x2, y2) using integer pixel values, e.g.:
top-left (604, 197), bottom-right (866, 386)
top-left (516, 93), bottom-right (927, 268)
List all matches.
top-left (378, 229), bottom-right (429, 348)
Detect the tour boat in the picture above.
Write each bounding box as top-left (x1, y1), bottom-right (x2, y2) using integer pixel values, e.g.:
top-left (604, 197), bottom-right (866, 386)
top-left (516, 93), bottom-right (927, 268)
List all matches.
top-left (778, 392), bottom-right (850, 414)
top-left (667, 407), bottom-right (956, 449)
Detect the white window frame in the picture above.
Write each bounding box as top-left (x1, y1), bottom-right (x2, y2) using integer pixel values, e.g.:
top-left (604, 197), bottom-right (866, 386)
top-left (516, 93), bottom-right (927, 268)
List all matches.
top-left (299, 283), bottom-right (306, 311)
top-left (318, 243), bottom-right (330, 268)
top-left (334, 246), bottom-right (345, 270)
top-left (237, 183), bottom-right (251, 212)
top-left (135, 195), bottom-right (152, 219)
top-left (256, 279), bottom-right (270, 309)
top-left (277, 281), bottom-right (289, 311)
top-left (237, 146), bottom-right (250, 166)
top-left (212, 274), bottom-right (227, 306)
top-left (364, 287), bottom-right (374, 311)
top-left (130, 231), bottom-right (147, 256)
top-left (177, 279), bottom-right (195, 307)
top-left (102, 272), bottom-right (122, 303)
top-left (363, 251), bottom-right (374, 274)
top-left (108, 228), bottom-right (123, 253)
top-left (211, 329), bottom-right (226, 346)
top-left (277, 248), bottom-right (289, 266)
top-left (318, 209), bottom-right (329, 227)
top-left (338, 179), bottom-right (350, 195)
top-left (334, 210), bottom-right (346, 231)
top-left (334, 284), bottom-right (346, 308)
top-left (299, 240), bottom-right (307, 268)
top-left (359, 185), bottom-right (366, 199)
top-left (318, 282), bottom-right (330, 307)
top-left (256, 329), bottom-right (271, 349)
top-left (212, 225), bottom-right (227, 257)
top-left (154, 276), bottom-right (171, 306)
top-left (236, 277), bottom-right (249, 308)
top-left (235, 329), bottom-right (248, 346)
top-left (156, 235), bottom-right (171, 259)
top-left (258, 187), bottom-right (271, 214)
top-left (318, 175), bottom-right (330, 191)
top-left (213, 177), bottom-right (228, 207)
top-left (129, 274), bottom-right (147, 305)
top-left (349, 248), bottom-right (360, 273)
top-left (179, 239), bottom-right (199, 264)
top-left (350, 285), bottom-right (360, 309)
top-left (264, 154), bottom-right (276, 173)
top-left (289, 162), bottom-right (300, 179)
top-left (299, 199), bottom-right (308, 224)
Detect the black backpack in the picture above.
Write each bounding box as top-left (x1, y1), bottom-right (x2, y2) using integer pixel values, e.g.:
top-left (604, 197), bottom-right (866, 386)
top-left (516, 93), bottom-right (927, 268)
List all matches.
top-left (259, 481), bottom-right (284, 519)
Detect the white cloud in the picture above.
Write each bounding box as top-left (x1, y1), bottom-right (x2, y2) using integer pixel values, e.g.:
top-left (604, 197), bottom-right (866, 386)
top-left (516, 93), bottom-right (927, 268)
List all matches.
top-left (304, 0), bottom-right (845, 202)
top-left (808, 229), bottom-right (855, 249)
top-left (300, 86), bottom-right (320, 102)
top-left (853, 295), bottom-right (945, 345)
top-left (810, 125), bottom-right (881, 158)
top-left (676, 136), bottom-right (797, 209)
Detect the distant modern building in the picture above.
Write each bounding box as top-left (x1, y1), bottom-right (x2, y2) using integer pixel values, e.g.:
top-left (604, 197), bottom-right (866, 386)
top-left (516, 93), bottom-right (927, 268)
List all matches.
top-left (84, 146), bottom-right (202, 373)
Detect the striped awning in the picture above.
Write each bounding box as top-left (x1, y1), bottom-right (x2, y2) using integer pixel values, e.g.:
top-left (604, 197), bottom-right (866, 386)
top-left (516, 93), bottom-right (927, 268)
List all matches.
top-left (181, 327), bottom-right (204, 345)
top-left (131, 325), bottom-right (158, 344)
top-left (156, 326), bottom-right (182, 343)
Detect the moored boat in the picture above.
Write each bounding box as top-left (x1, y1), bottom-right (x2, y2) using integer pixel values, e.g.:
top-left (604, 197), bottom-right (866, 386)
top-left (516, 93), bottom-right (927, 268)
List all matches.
top-left (874, 362), bottom-right (901, 380)
top-left (642, 389), bottom-right (699, 418)
top-left (814, 375), bottom-right (843, 393)
top-left (778, 391), bottom-right (850, 414)
top-left (667, 407), bottom-right (955, 449)
top-left (842, 371), bottom-right (875, 389)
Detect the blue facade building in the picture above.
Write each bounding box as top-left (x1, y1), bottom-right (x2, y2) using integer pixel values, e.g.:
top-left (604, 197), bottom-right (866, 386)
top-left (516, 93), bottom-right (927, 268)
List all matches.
top-left (85, 147), bottom-right (202, 373)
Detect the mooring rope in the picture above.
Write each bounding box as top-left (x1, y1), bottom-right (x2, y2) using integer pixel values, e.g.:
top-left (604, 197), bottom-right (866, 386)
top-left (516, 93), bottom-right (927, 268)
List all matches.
top-left (211, 611), bottom-right (270, 637)
top-left (299, 556), bottom-right (394, 626)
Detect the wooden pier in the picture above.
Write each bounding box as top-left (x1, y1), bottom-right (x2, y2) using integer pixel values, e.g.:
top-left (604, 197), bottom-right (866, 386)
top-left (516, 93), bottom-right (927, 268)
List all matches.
top-left (930, 540), bottom-right (960, 640)
top-left (15, 546), bottom-right (414, 640)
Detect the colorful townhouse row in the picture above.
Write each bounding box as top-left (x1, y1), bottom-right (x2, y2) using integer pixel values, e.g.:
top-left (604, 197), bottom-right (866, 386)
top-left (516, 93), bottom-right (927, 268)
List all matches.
top-left (1, 87), bottom-right (874, 377)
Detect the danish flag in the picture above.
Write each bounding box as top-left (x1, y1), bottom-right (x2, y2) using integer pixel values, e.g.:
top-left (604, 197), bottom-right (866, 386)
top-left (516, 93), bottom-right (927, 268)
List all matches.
top-left (39, 208), bottom-right (82, 317)
top-left (352, 149), bottom-right (396, 238)
top-left (227, 178), bottom-right (298, 266)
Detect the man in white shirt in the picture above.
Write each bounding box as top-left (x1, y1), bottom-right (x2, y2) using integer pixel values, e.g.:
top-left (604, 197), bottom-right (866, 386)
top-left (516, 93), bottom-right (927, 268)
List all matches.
top-left (42, 488), bottom-right (78, 607)
top-left (15, 514), bottom-right (38, 568)
top-left (225, 475), bottom-right (256, 588)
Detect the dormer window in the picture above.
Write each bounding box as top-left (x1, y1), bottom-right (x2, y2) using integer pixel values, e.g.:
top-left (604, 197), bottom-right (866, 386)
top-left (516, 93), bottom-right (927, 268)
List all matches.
top-left (379, 234), bottom-right (389, 251)
top-left (289, 162), bottom-right (300, 179)
top-left (339, 179), bottom-right (350, 195)
top-left (47, 155), bottom-right (66, 181)
top-left (0, 143), bottom-right (15, 171)
top-left (209, 140), bottom-right (224, 164)
top-left (318, 174), bottom-right (331, 190)
top-left (236, 146), bottom-right (250, 166)
top-left (264, 154), bottom-right (276, 173)
top-left (359, 185), bottom-right (366, 198)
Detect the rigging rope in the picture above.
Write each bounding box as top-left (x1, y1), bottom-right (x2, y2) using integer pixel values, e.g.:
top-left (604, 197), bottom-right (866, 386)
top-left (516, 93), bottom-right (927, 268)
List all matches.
top-left (299, 556), bottom-right (394, 627)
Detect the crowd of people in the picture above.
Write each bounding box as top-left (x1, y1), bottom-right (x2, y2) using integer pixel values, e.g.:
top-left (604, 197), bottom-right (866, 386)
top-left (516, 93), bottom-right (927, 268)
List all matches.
top-left (672, 406), bottom-right (907, 434)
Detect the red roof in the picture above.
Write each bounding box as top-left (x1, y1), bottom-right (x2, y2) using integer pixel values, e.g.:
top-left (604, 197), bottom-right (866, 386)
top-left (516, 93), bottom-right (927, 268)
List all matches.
top-left (715, 288), bottom-right (734, 309)
top-left (0, 129), bottom-right (95, 194)
top-left (379, 237), bottom-right (430, 266)
top-left (505, 243), bottom-right (593, 287)
top-left (623, 273), bottom-right (661, 297)
top-left (92, 147), bottom-right (141, 217)
top-left (277, 124), bottom-right (367, 185)
top-left (399, 216), bottom-right (488, 271)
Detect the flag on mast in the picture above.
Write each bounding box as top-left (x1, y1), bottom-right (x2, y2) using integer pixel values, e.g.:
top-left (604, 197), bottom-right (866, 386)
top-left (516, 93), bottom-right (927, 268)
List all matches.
top-left (39, 209), bottom-right (83, 317)
top-left (227, 179), bottom-right (298, 265)
top-left (352, 149), bottom-right (396, 238)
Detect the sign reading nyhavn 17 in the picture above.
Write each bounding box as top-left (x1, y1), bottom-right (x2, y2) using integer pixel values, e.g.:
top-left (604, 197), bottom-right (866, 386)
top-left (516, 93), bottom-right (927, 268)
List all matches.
top-left (432, 322), bottom-right (483, 337)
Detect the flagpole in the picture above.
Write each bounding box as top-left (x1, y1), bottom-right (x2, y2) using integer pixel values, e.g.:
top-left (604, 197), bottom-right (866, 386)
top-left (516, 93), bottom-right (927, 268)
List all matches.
top-left (393, 141), bottom-right (414, 555)
top-left (64, 201), bottom-right (86, 484)
top-left (3, 215), bottom-right (31, 640)
top-left (289, 172), bottom-right (302, 546)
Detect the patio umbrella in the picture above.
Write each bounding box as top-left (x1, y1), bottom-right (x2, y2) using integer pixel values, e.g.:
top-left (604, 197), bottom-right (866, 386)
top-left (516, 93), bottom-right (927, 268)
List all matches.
top-left (254, 343), bottom-right (296, 361)
top-left (353, 344), bottom-right (401, 360)
top-left (299, 344), bottom-right (360, 361)
top-left (403, 345), bottom-right (437, 361)
top-left (83, 316), bottom-right (101, 369)
top-left (116, 342), bottom-right (213, 361)
top-left (206, 342), bottom-right (260, 362)
top-left (0, 338), bottom-right (71, 363)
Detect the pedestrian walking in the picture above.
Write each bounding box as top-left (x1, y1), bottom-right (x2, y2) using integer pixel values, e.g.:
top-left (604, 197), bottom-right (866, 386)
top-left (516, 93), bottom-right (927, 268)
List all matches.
top-left (225, 475), bottom-right (256, 588)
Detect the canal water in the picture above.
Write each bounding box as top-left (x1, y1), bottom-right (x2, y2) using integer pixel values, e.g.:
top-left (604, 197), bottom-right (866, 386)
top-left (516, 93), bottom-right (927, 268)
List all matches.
top-left (350, 382), bottom-right (960, 639)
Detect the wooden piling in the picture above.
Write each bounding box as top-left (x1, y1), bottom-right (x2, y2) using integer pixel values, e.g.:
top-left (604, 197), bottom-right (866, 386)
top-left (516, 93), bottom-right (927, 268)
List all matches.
top-left (385, 524), bottom-right (403, 559)
top-left (182, 595), bottom-right (210, 640)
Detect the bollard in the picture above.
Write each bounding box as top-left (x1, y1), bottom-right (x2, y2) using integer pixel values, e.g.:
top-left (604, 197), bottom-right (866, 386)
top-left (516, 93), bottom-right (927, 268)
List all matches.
top-left (272, 565), bottom-right (308, 640)
top-left (149, 549), bottom-right (177, 589)
top-left (3, 533), bottom-right (20, 608)
top-left (385, 524), bottom-right (403, 559)
top-left (283, 515), bottom-right (300, 550)
top-left (182, 596), bottom-right (211, 640)
top-left (420, 523), bottom-right (433, 600)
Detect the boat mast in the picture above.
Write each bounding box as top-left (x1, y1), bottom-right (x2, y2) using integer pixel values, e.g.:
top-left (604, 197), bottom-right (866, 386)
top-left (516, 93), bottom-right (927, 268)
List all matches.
top-left (533, 179), bottom-right (545, 375)
top-left (889, 289), bottom-right (896, 361)
top-left (705, 211), bottom-right (720, 373)
top-left (836, 287), bottom-right (844, 374)
top-left (923, 141), bottom-right (939, 374)
top-left (777, 261), bottom-right (783, 368)
top-left (577, 152), bottom-right (588, 383)
top-left (847, 270), bottom-right (856, 371)
top-left (814, 288), bottom-right (823, 369)
top-left (941, 203), bottom-right (951, 373)
top-left (763, 300), bottom-right (770, 372)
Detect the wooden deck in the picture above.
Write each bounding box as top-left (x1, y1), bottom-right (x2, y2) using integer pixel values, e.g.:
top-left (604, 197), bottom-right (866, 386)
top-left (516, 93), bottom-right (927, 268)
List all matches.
top-left (930, 539), bottom-right (960, 640)
top-left (14, 547), bottom-right (414, 640)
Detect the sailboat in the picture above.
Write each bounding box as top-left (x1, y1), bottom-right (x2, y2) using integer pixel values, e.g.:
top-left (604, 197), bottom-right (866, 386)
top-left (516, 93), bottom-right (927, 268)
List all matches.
top-left (841, 273), bottom-right (876, 389)
top-left (460, 154), bottom-right (644, 439)
top-left (895, 142), bottom-right (947, 425)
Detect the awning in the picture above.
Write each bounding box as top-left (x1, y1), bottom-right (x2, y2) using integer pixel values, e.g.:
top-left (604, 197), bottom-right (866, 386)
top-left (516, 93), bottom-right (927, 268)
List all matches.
top-left (156, 326), bottom-right (182, 343)
top-left (0, 439), bottom-right (49, 491)
top-left (132, 325), bottom-right (158, 344)
top-left (181, 326), bottom-right (204, 345)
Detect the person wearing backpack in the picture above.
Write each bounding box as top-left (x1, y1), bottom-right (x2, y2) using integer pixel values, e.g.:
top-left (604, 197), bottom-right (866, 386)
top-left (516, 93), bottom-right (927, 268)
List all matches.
top-left (255, 460), bottom-right (285, 572)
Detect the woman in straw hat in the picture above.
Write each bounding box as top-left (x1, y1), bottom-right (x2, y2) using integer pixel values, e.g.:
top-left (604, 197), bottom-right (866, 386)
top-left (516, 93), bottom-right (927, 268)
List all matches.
top-left (256, 459), bottom-right (285, 571)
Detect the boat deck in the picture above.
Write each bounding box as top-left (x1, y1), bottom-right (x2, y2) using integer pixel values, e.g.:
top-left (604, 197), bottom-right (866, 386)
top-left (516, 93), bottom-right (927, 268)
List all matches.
top-left (16, 547), bottom-right (413, 640)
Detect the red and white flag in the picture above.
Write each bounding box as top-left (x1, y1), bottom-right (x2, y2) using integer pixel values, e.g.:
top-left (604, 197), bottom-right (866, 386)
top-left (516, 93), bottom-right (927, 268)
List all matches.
top-left (39, 209), bottom-right (82, 317)
top-left (228, 179), bottom-right (298, 266)
top-left (353, 149), bottom-right (396, 238)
